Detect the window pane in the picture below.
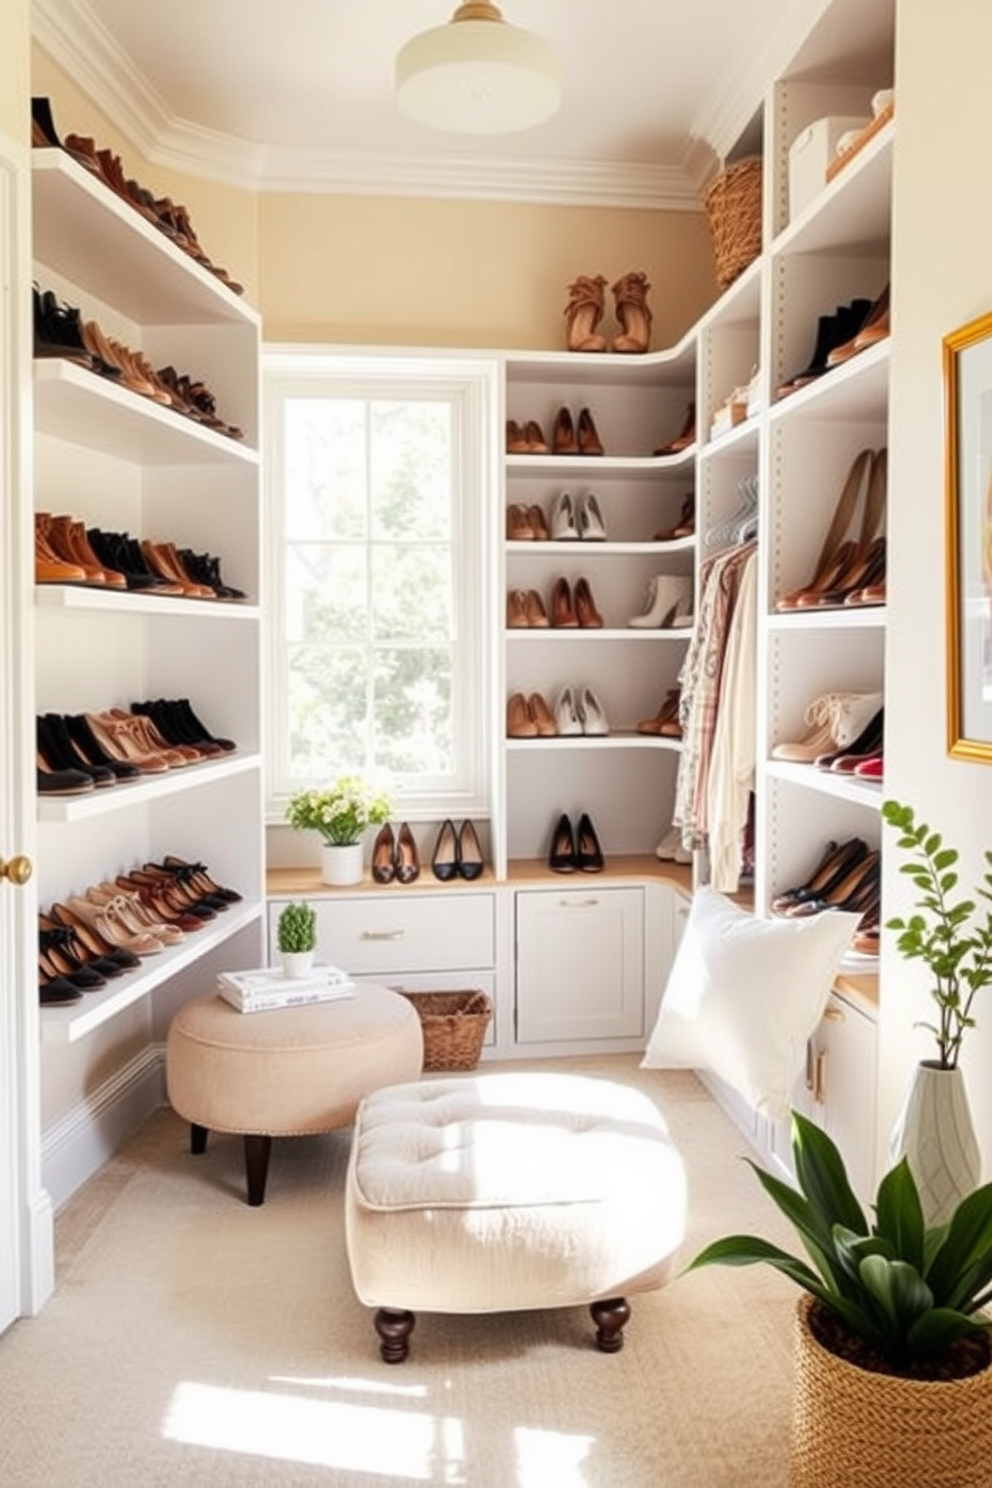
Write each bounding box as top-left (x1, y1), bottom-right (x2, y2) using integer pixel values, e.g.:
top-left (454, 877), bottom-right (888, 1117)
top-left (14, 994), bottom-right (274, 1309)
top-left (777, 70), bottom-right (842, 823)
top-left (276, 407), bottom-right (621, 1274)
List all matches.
top-left (373, 647), bottom-right (453, 774)
top-left (286, 544), bottom-right (368, 643)
top-left (370, 401), bottom-right (451, 542)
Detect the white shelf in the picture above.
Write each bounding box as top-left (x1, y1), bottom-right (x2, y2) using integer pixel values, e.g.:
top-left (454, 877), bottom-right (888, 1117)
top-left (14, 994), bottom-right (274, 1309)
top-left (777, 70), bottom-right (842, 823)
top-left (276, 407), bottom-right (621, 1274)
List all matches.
top-left (505, 449), bottom-right (695, 477)
top-left (767, 338), bottom-right (890, 424)
top-left (32, 149), bottom-right (258, 330)
top-left (506, 538), bottom-right (695, 557)
top-left (765, 605), bottom-right (885, 633)
top-left (36, 752), bottom-right (263, 823)
top-left (764, 758), bottom-right (884, 809)
top-left (504, 628), bottom-right (693, 642)
top-left (504, 340), bottom-right (696, 389)
top-left (35, 585), bottom-right (260, 620)
top-left (39, 902), bottom-right (265, 1043)
top-left (34, 359), bottom-right (260, 466)
top-left (506, 733), bottom-right (682, 753)
top-left (772, 119), bottom-right (894, 260)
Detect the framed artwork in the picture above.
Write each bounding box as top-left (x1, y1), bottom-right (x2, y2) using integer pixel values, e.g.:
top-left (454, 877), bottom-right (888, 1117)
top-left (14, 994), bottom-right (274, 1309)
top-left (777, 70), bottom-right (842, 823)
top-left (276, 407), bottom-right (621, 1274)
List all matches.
top-left (945, 307), bottom-right (992, 761)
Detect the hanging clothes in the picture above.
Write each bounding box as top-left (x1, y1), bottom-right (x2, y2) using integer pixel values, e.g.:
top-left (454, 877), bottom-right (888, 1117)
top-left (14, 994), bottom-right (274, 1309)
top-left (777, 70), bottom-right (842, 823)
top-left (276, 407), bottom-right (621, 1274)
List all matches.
top-left (707, 546), bottom-right (757, 891)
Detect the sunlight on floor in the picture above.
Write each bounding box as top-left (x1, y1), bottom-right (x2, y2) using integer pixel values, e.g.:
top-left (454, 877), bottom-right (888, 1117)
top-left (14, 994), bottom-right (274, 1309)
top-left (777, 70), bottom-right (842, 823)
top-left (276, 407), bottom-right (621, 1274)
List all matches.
top-left (163, 1380), bottom-right (595, 1483)
top-left (515, 1426), bottom-right (593, 1488)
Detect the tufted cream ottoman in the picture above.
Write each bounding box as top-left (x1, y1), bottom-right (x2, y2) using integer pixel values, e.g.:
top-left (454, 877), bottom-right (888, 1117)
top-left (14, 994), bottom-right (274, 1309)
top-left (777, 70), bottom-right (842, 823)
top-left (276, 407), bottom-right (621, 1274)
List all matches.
top-left (166, 982), bottom-right (423, 1205)
top-left (345, 1071), bottom-right (686, 1361)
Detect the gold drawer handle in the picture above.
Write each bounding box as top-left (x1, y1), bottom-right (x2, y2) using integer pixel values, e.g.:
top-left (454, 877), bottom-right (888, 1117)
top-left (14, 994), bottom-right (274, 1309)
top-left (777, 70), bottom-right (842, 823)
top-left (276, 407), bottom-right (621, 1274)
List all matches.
top-left (559, 898), bottom-right (599, 908)
top-left (823, 1005), bottom-right (845, 1023)
top-left (360, 929), bottom-right (406, 941)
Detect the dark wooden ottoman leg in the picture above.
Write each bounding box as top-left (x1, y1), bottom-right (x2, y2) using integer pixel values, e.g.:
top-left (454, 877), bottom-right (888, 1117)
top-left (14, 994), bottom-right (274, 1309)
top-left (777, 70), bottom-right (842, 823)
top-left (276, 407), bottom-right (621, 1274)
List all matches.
top-left (590, 1297), bottom-right (630, 1352)
top-left (243, 1133), bottom-right (273, 1207)
top-left (190, 1123), bottom-right (208, 1155)
top-left (374, 1307), bottom-right (416, 1364)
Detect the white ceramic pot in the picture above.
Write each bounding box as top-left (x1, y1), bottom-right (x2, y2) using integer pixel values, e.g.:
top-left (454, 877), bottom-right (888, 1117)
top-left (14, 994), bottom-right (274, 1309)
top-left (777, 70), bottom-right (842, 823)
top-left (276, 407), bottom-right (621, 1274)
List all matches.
top-left (320, 841), bottom-right (364, 887)
top-left (281, 950), bottom-right (315, 980)
top-left (889, 1061), bottom-right (981, 1226)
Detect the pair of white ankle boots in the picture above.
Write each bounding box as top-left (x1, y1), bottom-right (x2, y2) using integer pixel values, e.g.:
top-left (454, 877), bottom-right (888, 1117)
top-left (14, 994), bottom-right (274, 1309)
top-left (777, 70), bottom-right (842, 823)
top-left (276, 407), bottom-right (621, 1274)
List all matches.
top-left (628, 573), bottom-right (694, 629)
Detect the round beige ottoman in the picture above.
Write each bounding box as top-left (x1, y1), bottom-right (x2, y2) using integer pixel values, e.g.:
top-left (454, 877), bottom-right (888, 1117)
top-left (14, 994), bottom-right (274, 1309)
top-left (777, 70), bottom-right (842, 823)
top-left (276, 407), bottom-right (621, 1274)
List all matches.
top-left (345, 1071), bottom-right (686, 1361)
top-left (166, 982), bottom-right (423, 1205)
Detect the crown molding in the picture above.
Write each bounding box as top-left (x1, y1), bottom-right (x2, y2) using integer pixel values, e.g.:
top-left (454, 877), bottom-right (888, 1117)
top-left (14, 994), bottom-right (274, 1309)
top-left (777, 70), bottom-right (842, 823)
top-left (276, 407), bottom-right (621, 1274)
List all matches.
top-left (31, 0), bottom-right (721, 209)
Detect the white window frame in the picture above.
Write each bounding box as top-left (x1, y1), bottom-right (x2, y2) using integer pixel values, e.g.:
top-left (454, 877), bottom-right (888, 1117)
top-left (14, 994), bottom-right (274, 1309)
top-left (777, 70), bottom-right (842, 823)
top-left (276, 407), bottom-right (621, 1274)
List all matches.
top-left (262, 346), bottom-right (499, 824)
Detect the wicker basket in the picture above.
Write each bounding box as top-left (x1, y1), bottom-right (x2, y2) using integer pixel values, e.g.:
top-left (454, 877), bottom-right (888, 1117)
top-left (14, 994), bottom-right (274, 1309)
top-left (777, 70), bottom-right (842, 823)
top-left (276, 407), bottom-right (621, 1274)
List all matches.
top-left (790, 1295), bottom-right (992, 1488)
top-left (702, 157), bottom-right (763, 289)
top-left (400, 990), bottom-right (493, 1071)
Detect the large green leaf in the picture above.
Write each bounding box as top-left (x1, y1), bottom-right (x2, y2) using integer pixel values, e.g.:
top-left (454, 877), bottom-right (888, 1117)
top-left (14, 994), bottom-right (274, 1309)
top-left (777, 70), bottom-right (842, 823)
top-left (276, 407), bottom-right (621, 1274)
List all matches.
top-left (791, 1112), bottom-right (867, 1237)
top-left (873, 1157), bottom-right (924, 1270)
top-left (907, 1307), bottom-right (992, 1359)
top-left (746, 1161), bottom-right (850, 1294)
top-left (928, 1181), bottom-right (992, 1305)
top-left (858, 1256), bottom-right (932, 1348)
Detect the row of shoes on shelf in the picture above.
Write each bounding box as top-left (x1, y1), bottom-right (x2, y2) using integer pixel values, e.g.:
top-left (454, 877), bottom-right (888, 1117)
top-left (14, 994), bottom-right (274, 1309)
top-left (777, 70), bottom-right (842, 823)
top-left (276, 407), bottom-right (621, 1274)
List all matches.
top-left (772, 695), bottom-right (884, 778)
top-left (506, 406), bottom-right (604, 457)
top-left (507, 576), bottom-right (602, 629)
top-left (776, 447), bottom-right (886, 610)
top-left (35, 513), bottom-right (245, 600)
top-left (370, 819), bottom-right (485, 884)
top-left (32, 97), bottom-right (244, 298)
top-left (36, 700), bottom-right (235, 795)
top-left (34, 287), bottom-right (243, 441)
top-left (507, 686), bottom-right (608, 738)
top-left (563, 272), bottom-right (652, 355)
top-left (548, 812), bottom-right (604, 873)
top-left (38, 856), bottom-right (243, 1006)
top-left (777, 284), bottom-right (890, 401)
top-left (507, 491), bottom-right (607, 542)
top-left (771, 836), bottom-right (880, 958)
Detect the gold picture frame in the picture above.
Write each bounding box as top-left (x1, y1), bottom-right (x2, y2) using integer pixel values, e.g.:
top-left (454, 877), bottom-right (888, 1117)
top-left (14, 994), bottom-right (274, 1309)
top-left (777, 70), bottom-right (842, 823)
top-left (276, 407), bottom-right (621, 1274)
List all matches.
top-left (945, 307), bottom-right (992, 762)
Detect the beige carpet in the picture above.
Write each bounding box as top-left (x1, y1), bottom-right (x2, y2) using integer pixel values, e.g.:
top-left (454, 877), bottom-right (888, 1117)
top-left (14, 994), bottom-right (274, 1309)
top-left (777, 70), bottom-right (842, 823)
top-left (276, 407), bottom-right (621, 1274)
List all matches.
top-left (0, 1056), bottom-right (798, 1487)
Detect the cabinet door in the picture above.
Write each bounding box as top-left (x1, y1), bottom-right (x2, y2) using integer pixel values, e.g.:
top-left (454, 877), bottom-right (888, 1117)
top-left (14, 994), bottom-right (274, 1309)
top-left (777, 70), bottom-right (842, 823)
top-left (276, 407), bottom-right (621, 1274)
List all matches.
top-left (515, 885), bottom-right (644, 1044)
top-left (809, 992), bottom-right (877, 1202)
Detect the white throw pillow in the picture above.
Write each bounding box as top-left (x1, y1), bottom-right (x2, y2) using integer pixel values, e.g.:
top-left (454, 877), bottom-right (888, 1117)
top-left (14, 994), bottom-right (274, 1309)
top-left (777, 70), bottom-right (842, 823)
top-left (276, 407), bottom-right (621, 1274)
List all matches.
top-left (642, 887), bottom-right (860, 1120)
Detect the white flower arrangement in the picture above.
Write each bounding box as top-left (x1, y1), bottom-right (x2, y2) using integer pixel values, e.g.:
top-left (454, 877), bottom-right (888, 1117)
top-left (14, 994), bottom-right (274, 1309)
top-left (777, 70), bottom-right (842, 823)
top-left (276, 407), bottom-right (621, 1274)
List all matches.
top-left (285, 773), bottom-right (393, 847)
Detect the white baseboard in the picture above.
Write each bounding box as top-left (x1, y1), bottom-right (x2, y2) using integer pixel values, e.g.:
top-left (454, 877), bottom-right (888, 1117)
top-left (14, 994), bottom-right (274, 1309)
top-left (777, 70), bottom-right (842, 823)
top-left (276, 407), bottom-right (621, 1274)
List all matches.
top-left (42, 1044), bottom-right (167, 1212)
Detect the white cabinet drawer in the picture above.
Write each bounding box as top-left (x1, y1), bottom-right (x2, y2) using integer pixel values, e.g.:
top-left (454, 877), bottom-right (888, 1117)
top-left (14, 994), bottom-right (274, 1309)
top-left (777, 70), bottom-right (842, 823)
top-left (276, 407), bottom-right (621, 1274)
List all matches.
top-left (296, 893), bottom-right (496, 976)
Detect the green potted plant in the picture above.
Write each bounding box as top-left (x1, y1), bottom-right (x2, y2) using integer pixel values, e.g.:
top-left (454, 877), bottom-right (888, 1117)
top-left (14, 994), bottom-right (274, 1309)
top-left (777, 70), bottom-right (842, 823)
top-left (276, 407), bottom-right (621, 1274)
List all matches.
top-left (285, 773), bottom-right (392, 886)
top-left (277, 900), bottom-right (317, 979)
top-left (881, 799), bottom-right (992, 1222)
top-left (690, 1110), bottom-right (992, 1486)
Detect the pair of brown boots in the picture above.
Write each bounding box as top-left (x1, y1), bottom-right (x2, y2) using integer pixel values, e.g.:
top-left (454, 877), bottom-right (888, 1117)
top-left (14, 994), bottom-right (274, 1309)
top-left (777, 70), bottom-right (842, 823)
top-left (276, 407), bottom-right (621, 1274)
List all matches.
top-left (565, 272), bottom-right (652, 354)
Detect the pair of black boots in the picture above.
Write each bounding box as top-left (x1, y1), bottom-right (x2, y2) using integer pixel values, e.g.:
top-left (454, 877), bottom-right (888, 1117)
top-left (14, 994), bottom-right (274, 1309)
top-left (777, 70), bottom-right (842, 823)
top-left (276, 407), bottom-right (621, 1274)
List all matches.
top-left (777, 297), bottom-right (873, 398)
top-left (549, 812), bottom-right (604, 873)
top-left (36, 701), bottom-right (235, 796)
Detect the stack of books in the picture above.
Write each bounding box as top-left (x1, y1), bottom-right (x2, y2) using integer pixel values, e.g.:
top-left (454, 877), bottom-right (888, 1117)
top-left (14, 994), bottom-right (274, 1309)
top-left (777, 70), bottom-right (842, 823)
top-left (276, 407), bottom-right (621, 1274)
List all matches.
top-left (217, 963), bottom-right (357, 1014)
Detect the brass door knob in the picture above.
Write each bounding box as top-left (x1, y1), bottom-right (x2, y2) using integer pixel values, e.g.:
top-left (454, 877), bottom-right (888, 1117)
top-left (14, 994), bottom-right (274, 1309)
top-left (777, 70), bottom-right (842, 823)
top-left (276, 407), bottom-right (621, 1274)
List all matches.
top-left (0, 854), bottom-right (33, 886)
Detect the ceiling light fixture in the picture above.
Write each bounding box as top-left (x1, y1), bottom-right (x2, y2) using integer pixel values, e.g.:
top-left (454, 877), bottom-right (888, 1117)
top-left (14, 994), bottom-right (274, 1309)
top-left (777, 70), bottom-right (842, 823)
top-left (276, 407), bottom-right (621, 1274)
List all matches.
top-left (396, 2), bottom-right (562, 136)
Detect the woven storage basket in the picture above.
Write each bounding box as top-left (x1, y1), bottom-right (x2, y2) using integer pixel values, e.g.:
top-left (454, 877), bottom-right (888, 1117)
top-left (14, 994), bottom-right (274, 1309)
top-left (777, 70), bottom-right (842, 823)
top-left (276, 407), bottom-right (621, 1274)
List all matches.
top-left (400, 990), bottom-right (493, 1071)
top-left (790, 1296), bottom-right (992, 1488)
top-left (702, 157), bottom-right (763, 289)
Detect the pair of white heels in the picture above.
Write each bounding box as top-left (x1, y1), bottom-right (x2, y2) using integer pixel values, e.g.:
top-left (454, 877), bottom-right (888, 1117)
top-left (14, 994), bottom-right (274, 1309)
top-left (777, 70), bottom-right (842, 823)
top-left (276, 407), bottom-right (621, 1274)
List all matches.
top-left (628, 574), bottom-right (694, 629)
top-left (550, 491), bottom-right (607, 541)
top-left (554, 684), bottom-right (608, 736)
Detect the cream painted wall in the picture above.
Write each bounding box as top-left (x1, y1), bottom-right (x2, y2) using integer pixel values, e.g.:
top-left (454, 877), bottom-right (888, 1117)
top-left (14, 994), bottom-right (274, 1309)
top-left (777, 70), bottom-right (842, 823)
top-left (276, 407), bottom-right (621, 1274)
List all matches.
top-left (31, 50), bottom-right (259, 306)
top-left (0, 0), bottom-right (29, 145)
top-left (258, 192), bottom-right (718, 350)
top-left (879, 0), bottom-right (992, 1174)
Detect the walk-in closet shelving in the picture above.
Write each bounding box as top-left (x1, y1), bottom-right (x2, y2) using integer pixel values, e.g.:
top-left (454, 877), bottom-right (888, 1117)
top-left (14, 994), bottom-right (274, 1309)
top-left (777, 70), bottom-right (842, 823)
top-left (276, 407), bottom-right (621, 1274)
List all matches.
top-left (32, 145), bottom-right (265, 1041)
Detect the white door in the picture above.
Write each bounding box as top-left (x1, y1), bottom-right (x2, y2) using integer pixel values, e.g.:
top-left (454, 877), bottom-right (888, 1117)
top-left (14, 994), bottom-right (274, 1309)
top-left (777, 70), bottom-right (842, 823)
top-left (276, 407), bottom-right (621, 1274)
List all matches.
top-left (0, 134), bottom-right (50, 1332)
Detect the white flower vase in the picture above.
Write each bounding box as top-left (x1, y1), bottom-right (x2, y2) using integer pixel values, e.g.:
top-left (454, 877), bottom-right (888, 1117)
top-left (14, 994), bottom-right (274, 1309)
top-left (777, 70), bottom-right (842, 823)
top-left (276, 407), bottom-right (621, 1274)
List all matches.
top-left (281, 951), bottom-right (315, 980)
top-left (889, 1062), bottom-right (981, 1226)
top-left (320, 841), bottom-right (364, 886)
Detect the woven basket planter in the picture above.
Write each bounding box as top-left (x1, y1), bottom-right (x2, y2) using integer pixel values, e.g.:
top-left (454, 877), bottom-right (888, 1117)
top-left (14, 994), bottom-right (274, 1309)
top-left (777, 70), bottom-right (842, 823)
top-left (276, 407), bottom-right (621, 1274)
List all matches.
top-left (702, 157), bottom-right (763, 289)
top-left (399, 989), bottom-right (493, 1071)
top-left (790, 1295), bottom-right (992, 1488)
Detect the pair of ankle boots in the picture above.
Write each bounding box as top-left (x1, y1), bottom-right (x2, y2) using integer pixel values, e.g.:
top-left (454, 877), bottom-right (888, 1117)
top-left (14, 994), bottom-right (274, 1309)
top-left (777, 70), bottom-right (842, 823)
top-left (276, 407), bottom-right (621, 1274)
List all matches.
top-left (565, 272), bottom-right (652, 354)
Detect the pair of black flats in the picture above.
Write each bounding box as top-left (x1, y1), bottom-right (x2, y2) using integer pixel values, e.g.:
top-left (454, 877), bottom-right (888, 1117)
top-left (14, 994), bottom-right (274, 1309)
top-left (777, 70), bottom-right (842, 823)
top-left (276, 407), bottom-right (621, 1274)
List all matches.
top-left (549, 812), bottom-right (604, 873)
top-left (430, 820), bottom-right (484, 882)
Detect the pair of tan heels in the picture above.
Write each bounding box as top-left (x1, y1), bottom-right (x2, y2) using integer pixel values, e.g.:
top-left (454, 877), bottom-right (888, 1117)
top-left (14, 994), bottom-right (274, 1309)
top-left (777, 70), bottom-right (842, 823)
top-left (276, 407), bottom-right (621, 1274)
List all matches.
top-left (777, 448), bottom-right (887, 611)
top-left (506, 407), bottom-right (604, 457)
top-left (564, 272), bottom-right (652, 354)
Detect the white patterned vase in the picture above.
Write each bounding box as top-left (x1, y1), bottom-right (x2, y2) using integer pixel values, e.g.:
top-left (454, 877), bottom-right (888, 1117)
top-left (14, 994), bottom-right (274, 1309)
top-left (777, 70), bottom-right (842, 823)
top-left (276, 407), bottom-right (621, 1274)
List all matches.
top-left (888, 1062), bottom-right (981, 1227)
top-left (320, 841), bottom-right (364, 887)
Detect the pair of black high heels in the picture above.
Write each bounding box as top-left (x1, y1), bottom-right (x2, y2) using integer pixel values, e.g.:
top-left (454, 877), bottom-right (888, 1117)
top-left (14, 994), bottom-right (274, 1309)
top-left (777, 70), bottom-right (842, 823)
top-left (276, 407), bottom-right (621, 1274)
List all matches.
top-left (431, 820), bottom-right (484, 881)
top-left (549, 812), bottom-right (604, 873)
top-left (371, 823), bottom-right (420, 885)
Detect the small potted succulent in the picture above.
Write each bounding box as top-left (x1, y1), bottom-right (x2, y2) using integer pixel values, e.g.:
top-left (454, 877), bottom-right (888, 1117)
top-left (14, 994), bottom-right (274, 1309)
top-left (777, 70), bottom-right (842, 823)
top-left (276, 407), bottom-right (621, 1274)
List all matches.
top-left (276, 900), bottom-right (317, 979)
